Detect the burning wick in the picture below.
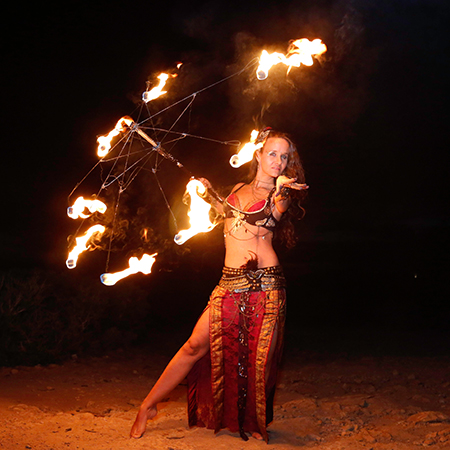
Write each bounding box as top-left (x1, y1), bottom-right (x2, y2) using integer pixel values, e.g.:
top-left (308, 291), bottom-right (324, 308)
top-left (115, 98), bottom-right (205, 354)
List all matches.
top-left (174, 179), bottom-right (216, 245)
top-left (256, 38), bottom-right (327, 80)
top-left (257, 50), bottom-right (285, 80)
top-left (142, 72), bottom-right (177, 103)
top-left (66, 225), bottom-right (106, 269)
top-left (100, 253), bottom-right (157, 286)
top-left (67, 196), bottom-right (107, 219)
top-left (229, 130), bottom-right (263, 168)
top-left (97, 117), bottom-right (134, 157)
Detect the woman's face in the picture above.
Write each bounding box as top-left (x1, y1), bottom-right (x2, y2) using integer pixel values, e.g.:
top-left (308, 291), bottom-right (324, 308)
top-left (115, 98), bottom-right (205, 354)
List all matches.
top-left (256, 137), bottom-right (290, 179)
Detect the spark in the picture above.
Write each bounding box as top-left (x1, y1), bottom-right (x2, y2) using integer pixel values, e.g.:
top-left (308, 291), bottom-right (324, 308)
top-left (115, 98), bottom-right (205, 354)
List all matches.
top-left (66, 225), bottom-right (106, 269)
top-left (67, 196), bottom-right (107, 219)
top-left (142, 72), bottom-right (177, 103)
top-left (229, 130), bottom-right (263, 168)
top-left (174, 179), bottom-right (216, 245)
top-left (256, 38), bottom-right (327, 80)
top-left (97, 116), bottom-right (134, 158)
top-left (100, 253), bottom-right (158, 286)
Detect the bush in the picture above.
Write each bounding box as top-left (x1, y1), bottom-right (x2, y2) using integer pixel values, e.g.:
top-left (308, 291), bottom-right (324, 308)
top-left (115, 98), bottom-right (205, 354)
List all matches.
top-left (0, 269), bottom-right (151, 366)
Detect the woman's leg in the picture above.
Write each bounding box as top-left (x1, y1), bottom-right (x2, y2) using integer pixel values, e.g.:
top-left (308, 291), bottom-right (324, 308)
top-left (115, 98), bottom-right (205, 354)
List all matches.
top-left (130, 307), bottom-right (210, 438)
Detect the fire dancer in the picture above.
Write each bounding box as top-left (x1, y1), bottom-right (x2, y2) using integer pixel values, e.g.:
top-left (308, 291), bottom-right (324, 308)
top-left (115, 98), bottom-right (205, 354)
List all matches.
top-left (130, 129), bottom-right (308, 442)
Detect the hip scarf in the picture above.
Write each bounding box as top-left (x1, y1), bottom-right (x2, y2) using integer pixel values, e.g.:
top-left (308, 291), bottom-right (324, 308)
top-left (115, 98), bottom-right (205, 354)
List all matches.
top-left (218, 265), bottom-right (286, 293)
top-left (188, 266), bottom-right (286, 442)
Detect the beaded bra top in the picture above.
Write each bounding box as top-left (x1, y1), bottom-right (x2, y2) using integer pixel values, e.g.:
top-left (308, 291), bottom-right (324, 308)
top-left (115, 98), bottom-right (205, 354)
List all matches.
top-left (223, 184), bottom-right (278, 232)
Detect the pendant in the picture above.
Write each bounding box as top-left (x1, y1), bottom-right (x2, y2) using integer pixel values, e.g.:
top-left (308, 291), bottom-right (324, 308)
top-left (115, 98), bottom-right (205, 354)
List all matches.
top-left (230, 211), bottom-right (245, 233)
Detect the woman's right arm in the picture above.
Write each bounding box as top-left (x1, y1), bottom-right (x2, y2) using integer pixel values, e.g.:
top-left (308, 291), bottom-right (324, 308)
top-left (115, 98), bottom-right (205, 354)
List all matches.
top-left (199, 178), bottom-right (225, 215)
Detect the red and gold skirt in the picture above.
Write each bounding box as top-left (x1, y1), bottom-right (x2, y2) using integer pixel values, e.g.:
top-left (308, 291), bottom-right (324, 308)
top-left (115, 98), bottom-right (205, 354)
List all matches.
top-left (187, 266), bottom-right (286, 442)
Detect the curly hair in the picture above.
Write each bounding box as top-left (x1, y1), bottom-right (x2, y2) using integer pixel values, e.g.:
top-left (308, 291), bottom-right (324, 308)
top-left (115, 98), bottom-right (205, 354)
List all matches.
top-left (247, 131), bottom-right (307, 249)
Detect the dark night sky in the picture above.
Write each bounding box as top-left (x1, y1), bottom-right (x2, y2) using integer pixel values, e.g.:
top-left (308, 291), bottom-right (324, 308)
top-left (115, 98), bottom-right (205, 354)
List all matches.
top-left (3, 0), bottom-right (450, 346)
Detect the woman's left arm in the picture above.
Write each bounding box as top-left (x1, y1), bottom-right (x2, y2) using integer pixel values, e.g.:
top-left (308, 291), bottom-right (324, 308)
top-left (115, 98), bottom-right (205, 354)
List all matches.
top-left (273, 175), bottom-right (309, 217)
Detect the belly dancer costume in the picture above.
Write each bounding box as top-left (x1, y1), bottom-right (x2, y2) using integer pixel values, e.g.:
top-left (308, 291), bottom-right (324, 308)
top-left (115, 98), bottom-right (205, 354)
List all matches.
top-left (187, 185), bottom-right (286, 442)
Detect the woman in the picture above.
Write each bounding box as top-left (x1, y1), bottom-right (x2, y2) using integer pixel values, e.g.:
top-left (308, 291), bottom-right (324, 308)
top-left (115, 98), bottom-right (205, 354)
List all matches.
top-left (130, 129), bottom-right (308, 442)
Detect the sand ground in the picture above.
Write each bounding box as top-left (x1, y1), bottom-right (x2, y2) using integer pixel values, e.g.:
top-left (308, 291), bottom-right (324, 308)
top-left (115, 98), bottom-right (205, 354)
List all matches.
top-left (1, 346), bottom-right (449, 450)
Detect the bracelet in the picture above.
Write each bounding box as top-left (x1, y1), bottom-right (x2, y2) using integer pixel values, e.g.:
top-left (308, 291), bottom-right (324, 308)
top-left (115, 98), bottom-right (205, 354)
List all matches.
top-left (279, 186), bottom-right (290, 199)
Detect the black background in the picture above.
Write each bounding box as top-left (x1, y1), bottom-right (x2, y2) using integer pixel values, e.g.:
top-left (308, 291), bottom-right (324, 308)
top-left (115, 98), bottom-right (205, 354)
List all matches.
top-left (3, 0), bottom-right (449, 356)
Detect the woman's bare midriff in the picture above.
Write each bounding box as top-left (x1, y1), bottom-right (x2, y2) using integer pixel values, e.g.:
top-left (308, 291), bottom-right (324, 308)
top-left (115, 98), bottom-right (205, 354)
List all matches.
top-left (223, 219), bottom-right (280, 268)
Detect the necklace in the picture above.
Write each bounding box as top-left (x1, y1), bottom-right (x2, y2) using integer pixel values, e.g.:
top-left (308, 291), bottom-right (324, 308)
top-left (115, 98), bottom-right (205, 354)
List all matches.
top-left (243, 180), bottom-right (272, 211)
top-left (251, 180), bottom-right (274, 196)
top-left (252, 178), bottom-right (274, 187)
top-left (224, 221), bottom-right (272, 240)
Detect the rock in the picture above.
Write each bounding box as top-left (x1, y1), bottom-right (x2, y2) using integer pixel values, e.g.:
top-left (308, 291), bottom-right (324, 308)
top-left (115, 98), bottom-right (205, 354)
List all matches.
top-left (341, 425), bottom-right (357, 436)
top-left (304, 433), bottom-right (320, 442)
top-left (9, 404), bottom-right (42, 415)
top-left (407, 411), bottom-right (450, 424)
top-left (128, 399), bottom-right (140, 407)
top-left (78, 412), bottom-right (95, 420)
top-left (438, 428), bottom-right (450, 442)
top-left (357, 428), bottom-right (392, 444)
top-left (423, 431), bottom-right (443, 446)
top-left (358, 428), bottom-right (376, 443)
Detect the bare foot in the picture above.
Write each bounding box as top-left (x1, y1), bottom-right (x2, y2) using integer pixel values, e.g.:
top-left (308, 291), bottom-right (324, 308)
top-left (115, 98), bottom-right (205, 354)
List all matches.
top-left (130, 406), bottom-right (157, 439)
top-left (252, 432), bottom-right (264, 440)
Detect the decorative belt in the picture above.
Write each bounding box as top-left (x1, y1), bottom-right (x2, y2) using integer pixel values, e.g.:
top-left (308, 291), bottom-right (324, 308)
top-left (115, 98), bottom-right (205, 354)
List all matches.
top-left (218, 266), bottom-right (286, 293)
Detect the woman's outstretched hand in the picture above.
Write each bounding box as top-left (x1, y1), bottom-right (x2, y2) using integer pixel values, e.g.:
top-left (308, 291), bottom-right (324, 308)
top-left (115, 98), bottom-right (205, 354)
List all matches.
top-left (275, 176), bottom-right (309, 197)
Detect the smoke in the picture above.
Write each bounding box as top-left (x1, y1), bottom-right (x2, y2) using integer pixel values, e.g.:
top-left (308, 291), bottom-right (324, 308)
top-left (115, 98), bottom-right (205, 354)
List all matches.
top-left (163, 0), bottom-right (375, 145)
top-left (72, 1), bottom-right (375, 247)
top-left (127, 0), bottom-right (378, 145)
top-left (333, 1), bottom-right (365, 62)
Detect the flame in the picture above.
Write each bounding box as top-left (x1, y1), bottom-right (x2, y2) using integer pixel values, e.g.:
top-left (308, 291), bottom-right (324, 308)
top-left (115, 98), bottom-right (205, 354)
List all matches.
top-left (142, 72), bottom-right (178, 103)
top-left (256, 50), bottom-right (286, 80)
top-left (67, 196), bottom-right (107, 219)
top-left (229, 130), bottom-right (263, 168)
top-left (174, 179), bottom-right (216, 245)
top-left (100, 253), bottom-right (157, 286)
top-left (66, 224), bottom-right (106, 269)
top-left (97, 116), bottom-right (134, 157)
top-left (285, 38), bottom-right (328, 68)
top-left (256, 38), bottom-right (327, 80)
